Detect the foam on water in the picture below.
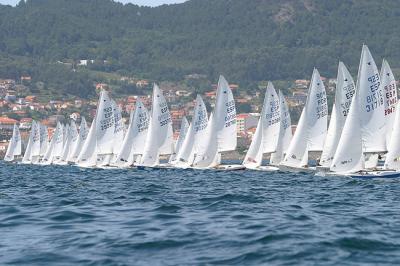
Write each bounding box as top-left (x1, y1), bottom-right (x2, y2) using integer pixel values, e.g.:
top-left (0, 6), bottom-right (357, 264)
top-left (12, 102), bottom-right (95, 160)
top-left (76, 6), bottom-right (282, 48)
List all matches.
top-left (1, 161), bottom-right (400, 265)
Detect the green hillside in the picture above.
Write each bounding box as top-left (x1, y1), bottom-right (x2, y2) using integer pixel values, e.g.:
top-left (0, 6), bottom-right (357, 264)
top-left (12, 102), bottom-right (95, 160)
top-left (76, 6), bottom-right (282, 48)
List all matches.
top-left (0, 0), bottom-right (399, 97)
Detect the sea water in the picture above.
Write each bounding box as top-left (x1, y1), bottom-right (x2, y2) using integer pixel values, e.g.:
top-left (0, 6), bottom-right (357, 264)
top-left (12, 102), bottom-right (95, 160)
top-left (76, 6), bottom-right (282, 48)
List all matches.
top-left (1, 161), bottom-right (400, 265)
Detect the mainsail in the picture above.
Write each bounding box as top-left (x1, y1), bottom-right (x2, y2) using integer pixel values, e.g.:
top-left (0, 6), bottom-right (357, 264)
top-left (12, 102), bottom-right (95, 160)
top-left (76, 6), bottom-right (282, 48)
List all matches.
top-left (381, 59), bottom-right (398, 148)
top-left (169, 117), bottom-right (189, 163)
top-left (4, 124), bottom-right (22, 162)
top-left (193, 76), bottom-right (237, 168)
top-left (270, 90), bottom-right (292, 165)
top-left (243, 82), bottom-right (281, 168)
top-left (69, 117), bottom-right (88, 162)
top-left (76, 119), bottom-right (97, 167)
top-left (281, 68), bottom-right (328, 168)
top-left (115, 99), bottom-right (150, 166)
top-left (385, 102), bottom-right (400, 170)
top-left (140, 84), bottom-right (173, 167)
top-left (319, 62), bottom-right (355, 167)
top-left (175, 95), bottom-right (208, 165)
top-left (331, 45), bottom-right (383, 173)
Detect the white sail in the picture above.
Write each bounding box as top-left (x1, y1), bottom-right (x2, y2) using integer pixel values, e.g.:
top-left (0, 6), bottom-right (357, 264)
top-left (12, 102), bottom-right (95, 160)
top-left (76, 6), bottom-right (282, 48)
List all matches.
top-left (66, 120), bottom-right (79, 162)
top-left (381, 59), bottom-right (398, 149)
top-left (115, 100), bottom-right (150, 166)
top-left (262, 82), bottom-right (281, 153)
top-left (331, 45), bottom-right (383, 173)
top-left (96, 90), bottom-right (115, 155)
top-left (215, 75), bottom-right (237, 152)
top-left (69, 117), bottom-right (88, 162)
top-left (281, 68), bottom-right (328, 167)
top-left (21, 123), bottom-right (33, 164)
top-left (175, 95), bottom-right (208, 165)
top-left (76, 119), bottom-right (97, 167)
top-left (52, 122), bottom-right (64, 160)
top-left (385, 102), bottom-right (400, 170)
top-left (270, 90), bottom-right (292, 165)
top-left (112, 100), bottom-right (125, 157)
top-left (243, 116), bottom-right (263, 168)
top-left (243, 82), bottom-right (281, 167)
top-left (140, 84), bottom-right (173, 166)
top-left (4, 124), bottom-right (21, 162)
top-left (330, 89), bottom-right (364, 173)
top-left (41, 122), bottom-right (63, 165)
top-left (320, 62), bottom-right (355, 167)
top-left (192, 112), bottom-right (219, 168)
top-left (30, 120), bottom-right (41, 162)
top-left (193, 76), bottom-right (237, 168)
top-left (358, 45), bottom-right (386, 153)
top-left (169, 117), bottom-right (189, 163)
top-left (39, 125), bottom-right (48, 157)
top-left (59, 124), bottom-right (72, 163)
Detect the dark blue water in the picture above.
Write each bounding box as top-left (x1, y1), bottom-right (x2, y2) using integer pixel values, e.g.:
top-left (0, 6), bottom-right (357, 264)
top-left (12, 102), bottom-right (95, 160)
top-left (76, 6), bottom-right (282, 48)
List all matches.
top-left (1, 162), bottom-right (400, 265)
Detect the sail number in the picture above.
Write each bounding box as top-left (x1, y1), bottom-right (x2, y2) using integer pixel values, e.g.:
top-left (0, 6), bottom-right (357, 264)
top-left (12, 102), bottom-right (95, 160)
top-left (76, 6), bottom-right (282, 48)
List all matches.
top-left (101, 106), bottom-right (114, 131)
top-left (194, 110), bottom-right (207, 132)
top-left (225, 100), bottom-right (236, 127)
top-left (316, 92), bottom-right (327, 119)
top-left (384, 82), bottom-right (397, 116)
top-left (366, 73), bottom-right (383, 113)
top-left (138, 113), bottom-right (149, 132)
top-left (266, 99), bottom-right (280, 126)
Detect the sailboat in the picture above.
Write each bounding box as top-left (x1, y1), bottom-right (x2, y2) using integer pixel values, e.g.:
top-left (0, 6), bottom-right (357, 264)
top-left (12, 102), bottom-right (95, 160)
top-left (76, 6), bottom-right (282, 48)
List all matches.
top-left (109, 100), bottom-right (125, 165)
top-left (39, 124), bottom-right (49, 161)
top-left (21, 120), bottom-right (41, 164)
top-left (172, 95), bottom-right (209, 168)
top-left (329, 45), bottom-right (397, 177)
top-left (57, 121), bottom-right (79, 165)
top-left (114, 99), bottom-right (150, 167)
top-left (384, 102), bottom-right (400, 171)
top-left (64, 120), bottom-right (79, 163)
top-left (192, 75), bottom-right (244, 170)
top-left (68, 117), bottom-right (88, 163)
top-left (76, 119), bottom-right (97, 168)
top-left (41, 122), bottom-right (63, 165)
top-left (169, 116), bottom-right (189, 164)
top-left (243, 82), bottom-right (281, 171)
top-left (279, 68), bottom-right (328, 172)
top-left (381, 60), bottom-right (398, 150)
top-left (95, 90), bottom-right (116, 167)
top-left (269, 90), bottom-right (293, 166)
top-left (4, 124), bottom-right (22, 162)
top-left (138, 84), bottom-right (174, 168)
top-left (317, 62), bottom-right (356, 171)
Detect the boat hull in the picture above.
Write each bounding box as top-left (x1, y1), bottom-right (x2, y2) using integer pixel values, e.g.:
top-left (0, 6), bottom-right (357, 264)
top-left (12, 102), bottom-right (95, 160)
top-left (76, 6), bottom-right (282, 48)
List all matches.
top-left (279, 165), bottom-right (316, 173)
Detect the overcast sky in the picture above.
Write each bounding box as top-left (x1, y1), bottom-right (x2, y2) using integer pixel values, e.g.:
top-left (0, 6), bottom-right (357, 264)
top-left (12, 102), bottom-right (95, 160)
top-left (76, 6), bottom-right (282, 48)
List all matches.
top-left (0, 0), bottom-right (188, 7)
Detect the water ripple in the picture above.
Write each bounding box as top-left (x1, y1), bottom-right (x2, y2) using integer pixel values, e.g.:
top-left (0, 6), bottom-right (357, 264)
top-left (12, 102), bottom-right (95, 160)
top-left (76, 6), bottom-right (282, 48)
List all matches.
top-left (1, 161), bottom-right (400, 265)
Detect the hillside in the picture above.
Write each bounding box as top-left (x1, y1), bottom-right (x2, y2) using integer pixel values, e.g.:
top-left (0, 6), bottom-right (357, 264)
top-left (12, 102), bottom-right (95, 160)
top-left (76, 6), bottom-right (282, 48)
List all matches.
top-left (0, 0), bottom-right (399, 98)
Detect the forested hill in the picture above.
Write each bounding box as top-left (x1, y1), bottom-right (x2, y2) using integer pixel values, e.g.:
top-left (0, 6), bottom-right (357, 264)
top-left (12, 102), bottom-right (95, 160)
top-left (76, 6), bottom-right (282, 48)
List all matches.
top-left (0, 0), bottom-right (400, 97)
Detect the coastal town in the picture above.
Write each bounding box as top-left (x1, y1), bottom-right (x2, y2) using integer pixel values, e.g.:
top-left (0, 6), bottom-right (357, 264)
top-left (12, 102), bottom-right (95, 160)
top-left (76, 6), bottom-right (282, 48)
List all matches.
top-left (0, 73), bottom-right (374, 156)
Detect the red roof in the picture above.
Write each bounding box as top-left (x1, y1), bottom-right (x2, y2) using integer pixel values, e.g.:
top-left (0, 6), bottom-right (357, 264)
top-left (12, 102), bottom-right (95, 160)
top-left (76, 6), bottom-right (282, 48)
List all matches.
top-left (0, 117), bottom-right (18, 124)
top-left (237, 114), bottom-right (249, 119)
top-left (20, 118), bottom-right (33, 123)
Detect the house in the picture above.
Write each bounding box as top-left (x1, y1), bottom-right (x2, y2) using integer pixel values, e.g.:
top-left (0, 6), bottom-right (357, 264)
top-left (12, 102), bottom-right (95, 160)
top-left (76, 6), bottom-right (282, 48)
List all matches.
top-left (20, 118), bottom-right (33, 129)
top-left (96, 83), bottom-right (108, 91)
top-left (175, 90), bottom-right (191, 97)
top-left (236, 113), bottom-right (259, 135)
top-left (20, 76), bottom-right (32, 82)
top-left (70, 112), bottom-right (80, 121)
top-left (0, 117), bottom-right (18, 130)
top-left (136, 80), bottom-right (149, 88)
top-left (205, 91), bottom-right (216, 99)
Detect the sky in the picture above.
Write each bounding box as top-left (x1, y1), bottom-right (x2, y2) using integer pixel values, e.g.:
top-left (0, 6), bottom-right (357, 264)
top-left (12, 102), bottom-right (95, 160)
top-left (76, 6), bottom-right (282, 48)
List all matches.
top-left (0, 0), bottom-right (188, 7)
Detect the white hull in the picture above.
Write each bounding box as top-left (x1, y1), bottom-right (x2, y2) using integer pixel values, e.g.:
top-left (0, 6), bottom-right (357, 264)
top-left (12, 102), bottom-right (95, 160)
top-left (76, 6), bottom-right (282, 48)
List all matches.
top-left (279, 165), bottom-right (316, 173)
top-left (246, 165), bottom-right (279, 172)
